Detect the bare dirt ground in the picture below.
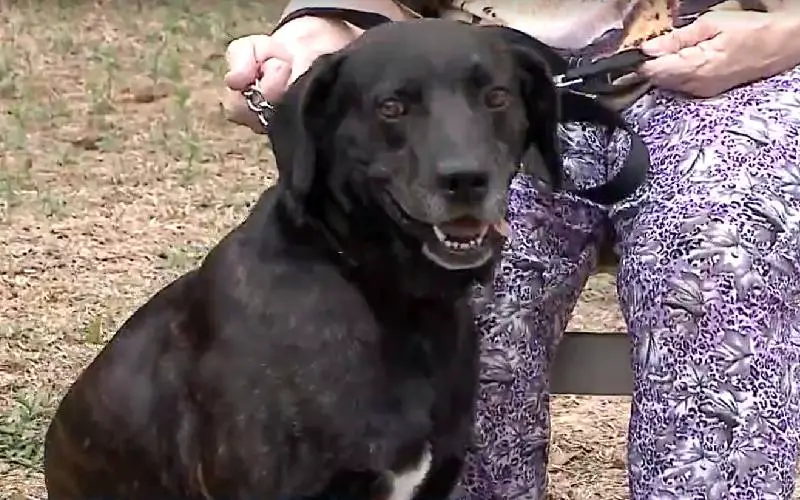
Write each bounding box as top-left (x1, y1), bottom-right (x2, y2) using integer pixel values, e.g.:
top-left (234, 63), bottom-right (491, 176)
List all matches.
top-left (0, 1), bottom-right (631, 498)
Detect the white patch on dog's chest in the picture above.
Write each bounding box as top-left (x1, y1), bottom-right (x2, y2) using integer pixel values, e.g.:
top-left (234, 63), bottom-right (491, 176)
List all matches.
top-left (386, 444), bottom-right (432, 500)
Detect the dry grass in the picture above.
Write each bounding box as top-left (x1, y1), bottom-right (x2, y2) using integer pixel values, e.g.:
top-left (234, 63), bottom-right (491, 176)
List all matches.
top-left (0, 1), bottom-right (630, 498)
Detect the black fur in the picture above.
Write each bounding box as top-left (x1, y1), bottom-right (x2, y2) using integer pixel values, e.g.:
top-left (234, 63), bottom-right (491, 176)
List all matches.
top-left (44, 19), bottom-right (564, 500)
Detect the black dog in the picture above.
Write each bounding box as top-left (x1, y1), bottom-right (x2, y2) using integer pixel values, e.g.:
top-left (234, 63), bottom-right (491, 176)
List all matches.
top-left (44, 19), bottom-right (568, 500)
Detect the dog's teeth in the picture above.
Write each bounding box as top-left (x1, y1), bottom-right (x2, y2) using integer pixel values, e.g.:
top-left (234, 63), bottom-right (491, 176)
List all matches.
top-left (493, 220), bottom-right (512, 238)
top-left (435, 224), bottom-right (489, 252)
top-left (433, 225), bottom-right (447, 243)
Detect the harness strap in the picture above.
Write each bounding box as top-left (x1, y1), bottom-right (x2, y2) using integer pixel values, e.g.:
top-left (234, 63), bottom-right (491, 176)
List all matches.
top-left (269, 8), bottom-right (649, 206)
top-left (272, 7), bottom-right (394, 33)
top-left (559, 91), bottom-right (650, 206)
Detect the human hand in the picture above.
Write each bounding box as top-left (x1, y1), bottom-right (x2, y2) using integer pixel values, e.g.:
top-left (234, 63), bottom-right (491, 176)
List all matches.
top-left (223, 16), bottom-right (362, 132)
top-left (637, 10), bottom-right (800, 97)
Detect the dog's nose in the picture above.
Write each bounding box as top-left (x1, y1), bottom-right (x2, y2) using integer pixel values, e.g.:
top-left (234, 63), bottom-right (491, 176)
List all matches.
top-left (436, 170), bottom-right (490, 203)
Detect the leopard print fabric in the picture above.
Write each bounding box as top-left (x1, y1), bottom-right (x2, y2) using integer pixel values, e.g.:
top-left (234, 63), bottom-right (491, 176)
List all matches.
top-left (384, 1), bottom-right (800, 498)
top-left (382, 1), bottom-right (800, 497)
top-left (409, 1), bottom-right (784, 57)
top-left (449, 56), bottom-right (800, 500)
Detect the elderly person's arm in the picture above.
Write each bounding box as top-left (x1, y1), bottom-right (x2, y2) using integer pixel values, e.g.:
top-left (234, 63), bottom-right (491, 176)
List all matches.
top-left (224, 0), bottom-right (417, 131)
top-left (638, 9), bottom-right (800, 97)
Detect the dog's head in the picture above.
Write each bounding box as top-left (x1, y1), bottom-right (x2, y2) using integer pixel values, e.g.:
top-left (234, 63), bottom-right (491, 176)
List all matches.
top-left (269, 19), bottom-right (561, 271)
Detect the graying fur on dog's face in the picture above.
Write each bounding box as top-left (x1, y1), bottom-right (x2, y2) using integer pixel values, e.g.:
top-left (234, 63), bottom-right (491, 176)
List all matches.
top-left (270, 20), bottom-right (561, 270)
top-left (327, 20), bottom-right (558, 223)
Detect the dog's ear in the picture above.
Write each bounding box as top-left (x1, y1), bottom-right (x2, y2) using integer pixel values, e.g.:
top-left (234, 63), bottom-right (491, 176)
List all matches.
top-left (484, 27), bottom-right (564, 189)
top-left (268, 51), bottom-right (346, 210)
top-left (509, 42), bottom-right (563, 190)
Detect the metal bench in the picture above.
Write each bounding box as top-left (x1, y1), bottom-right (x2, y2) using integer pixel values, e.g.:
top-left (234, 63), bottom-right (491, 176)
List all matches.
top-left (549, 249), bottom-right (633, 396)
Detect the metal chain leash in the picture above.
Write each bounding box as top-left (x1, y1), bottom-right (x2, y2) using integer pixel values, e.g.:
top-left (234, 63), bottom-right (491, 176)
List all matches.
top-left (242, 85), bottom-right (275, 133)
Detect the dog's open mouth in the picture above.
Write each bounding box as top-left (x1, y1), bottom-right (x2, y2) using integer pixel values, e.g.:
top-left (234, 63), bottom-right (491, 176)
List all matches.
top-left (423, 217), bottom-right (496, 271)
top-left (382, 192), bottom-right (509, 271)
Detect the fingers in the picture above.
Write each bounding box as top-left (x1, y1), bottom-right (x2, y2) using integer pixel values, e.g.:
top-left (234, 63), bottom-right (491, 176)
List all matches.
top-left (638, 54), bottom-right (693, 91)
top-left (258, 58), bottom-right (293, 100)
top-left (223, 34), bottom-right (295, 132)
top-left (638, 39), bottom-right (719, 94)
top-left (222, 16), bottom-right (360, 132)
top-left (222, 58), bottom-right (292, 133)
top-left (637, 11), bottom-right (724, 88)
top-left (224, 35), bottom-right (293, 91)
top-left (640, 43), bottom-right (706, 77)
top-left (640, 17), bottom-right (722, 56)
top-left (222, 88), bottom-right (270, 133)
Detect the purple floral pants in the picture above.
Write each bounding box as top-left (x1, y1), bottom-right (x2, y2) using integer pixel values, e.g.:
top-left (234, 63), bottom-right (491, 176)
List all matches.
top-left (457, 66), bottom-right (800, 499)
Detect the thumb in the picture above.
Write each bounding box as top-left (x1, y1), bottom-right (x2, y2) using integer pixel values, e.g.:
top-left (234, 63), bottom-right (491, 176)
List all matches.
top-left (225, 35), bottom-right (293, 91)
top-left (256, 58), bottom-right (293, 102)
top-left (640, 17), bottom-right (720, 56)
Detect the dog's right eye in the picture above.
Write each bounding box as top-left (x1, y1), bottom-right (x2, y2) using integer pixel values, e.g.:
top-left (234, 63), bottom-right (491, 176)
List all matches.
top-left (377, 98), bottom-right (406, 120)
top-left (484, 87), bottom-right (511, 110)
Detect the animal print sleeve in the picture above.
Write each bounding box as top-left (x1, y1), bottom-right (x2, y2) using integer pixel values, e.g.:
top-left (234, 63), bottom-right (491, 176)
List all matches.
top-left (401, 0), bottom-right (776, 57)
top-left (433, 0), bottom-right (678, 56)
top-left (284, 0), bottom-right (779, 57)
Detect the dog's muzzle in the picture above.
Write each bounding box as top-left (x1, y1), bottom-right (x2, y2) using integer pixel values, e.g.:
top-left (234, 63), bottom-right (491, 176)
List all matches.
top-left (382, 182), bottom-right (511, 271)
top-left (422, 218), bottom-right (496, 271)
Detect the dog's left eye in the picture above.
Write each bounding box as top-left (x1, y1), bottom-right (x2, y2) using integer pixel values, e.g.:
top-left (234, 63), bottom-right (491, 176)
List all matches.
top-left (377, 98), bottom-right (407, 120)
top-left (484, 87), bottom-right (510, 110)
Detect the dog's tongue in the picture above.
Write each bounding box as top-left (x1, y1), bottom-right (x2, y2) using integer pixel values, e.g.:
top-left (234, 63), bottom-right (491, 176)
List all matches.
top-left (440, 218), bottom-right (488, 238)
top-left (439, 218), bottom-right (512, 239)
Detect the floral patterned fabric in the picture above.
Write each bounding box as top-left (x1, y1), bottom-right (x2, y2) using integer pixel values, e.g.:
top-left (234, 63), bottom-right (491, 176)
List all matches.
top-left (451, 63), bottom-right (800, 498)
top-left (384, 0), bottom-right (800, 497)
